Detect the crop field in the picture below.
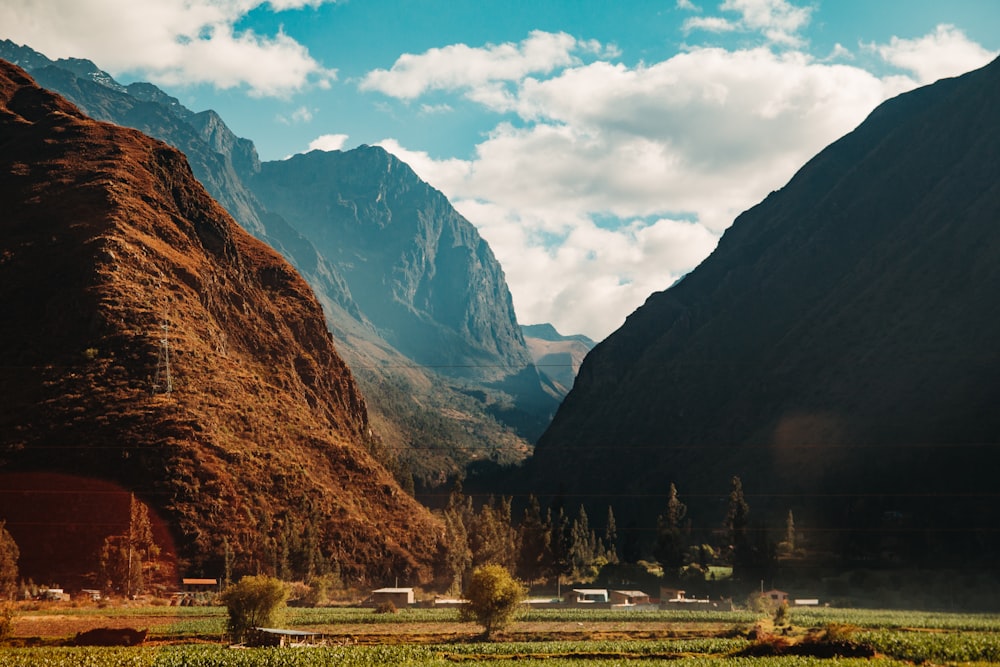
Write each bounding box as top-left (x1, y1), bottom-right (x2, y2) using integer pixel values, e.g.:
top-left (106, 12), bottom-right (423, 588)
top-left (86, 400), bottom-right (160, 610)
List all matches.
top-left (4, 605), bottom-right (1000, 665)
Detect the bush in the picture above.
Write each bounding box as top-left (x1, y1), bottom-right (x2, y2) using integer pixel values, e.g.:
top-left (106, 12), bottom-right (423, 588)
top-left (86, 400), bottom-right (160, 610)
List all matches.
top-left (219, 575), bottom-right (287, 643)
top-left (374, 601), bottom-right (397, 614)
top-left (460, 564), bottom-right (525, 639)
top-left (0, 604), bottom-right (13, 642)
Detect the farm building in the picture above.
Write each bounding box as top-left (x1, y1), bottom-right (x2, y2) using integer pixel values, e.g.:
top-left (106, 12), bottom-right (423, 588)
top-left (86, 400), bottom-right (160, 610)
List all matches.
top-left (610, 590), bottom-right (651, 606)
top-left (660, 587), bottom-right (686, 602)
top-left (762, 589), bottom-right (789, 604)
top-left (564, 588), bottom-right (609, 604)
top-left (248, 628), bottom-right (323, 647)
top-left (182, 578), bottom-right (219, 592)
top-left (369, 587), bottom-right (415, 607)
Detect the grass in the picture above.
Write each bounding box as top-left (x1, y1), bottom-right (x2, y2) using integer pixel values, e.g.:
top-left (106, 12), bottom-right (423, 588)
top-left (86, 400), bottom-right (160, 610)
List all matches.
top-left (4, 602), bottom-right (1000, 665)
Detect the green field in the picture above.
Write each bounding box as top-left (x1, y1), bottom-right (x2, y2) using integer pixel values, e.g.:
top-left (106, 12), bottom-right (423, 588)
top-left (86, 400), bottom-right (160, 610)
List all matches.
top-left (4, 605), bottom-right (1000, 665)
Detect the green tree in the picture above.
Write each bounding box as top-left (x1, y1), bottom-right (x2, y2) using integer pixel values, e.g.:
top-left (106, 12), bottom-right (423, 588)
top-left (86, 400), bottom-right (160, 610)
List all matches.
top-left (461, 564), bottom-right (526, 639)
top-left (442, 486), bottom-right (473, 593)
top-left (604, 506), bottom-right (619, 564)
top-left (0, 520), bottom-right (19, 600)
top-left (469, 496), bottom-right (517, 571)
top-left (516, 495), bottom-right (551, 585)
top-left (726, 476), bottom-right (752, 577)
top-left (98, 494), bottom-right (160, 597)
top-left (653, 483), bottom-right (688, 578)
top-left (777, 509), bottom-right (796, 557)
top-left (567, 505), bottom-right (603, 579)
top-left (219, 575), bottom-right (288, 643)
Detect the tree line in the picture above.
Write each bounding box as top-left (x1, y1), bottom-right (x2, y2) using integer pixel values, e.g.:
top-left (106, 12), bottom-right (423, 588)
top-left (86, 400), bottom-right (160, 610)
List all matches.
top-left (437, 475), bottom-right (790, 592)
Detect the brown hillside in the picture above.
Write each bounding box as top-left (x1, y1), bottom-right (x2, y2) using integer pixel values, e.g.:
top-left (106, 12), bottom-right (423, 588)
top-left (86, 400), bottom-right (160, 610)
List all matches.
top-left (0, 60), bottom-right (443, 586)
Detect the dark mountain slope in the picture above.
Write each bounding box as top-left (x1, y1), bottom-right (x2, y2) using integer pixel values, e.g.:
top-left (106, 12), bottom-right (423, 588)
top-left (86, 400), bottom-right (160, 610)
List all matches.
top-left (528, 57), bottom-right (1000, 562)
top-left (0, 60), bottom-right (443, 585)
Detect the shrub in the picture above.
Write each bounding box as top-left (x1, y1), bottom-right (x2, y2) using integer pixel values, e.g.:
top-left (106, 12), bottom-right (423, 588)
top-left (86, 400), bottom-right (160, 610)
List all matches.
top-left (461, 564), bottom-right (525, 639)
top-left (374, 600), bottom-right (397, 614)
top-left (0, 604), bottom-right (13, 642)
top-left (219, 575), bottom-right (287, 643)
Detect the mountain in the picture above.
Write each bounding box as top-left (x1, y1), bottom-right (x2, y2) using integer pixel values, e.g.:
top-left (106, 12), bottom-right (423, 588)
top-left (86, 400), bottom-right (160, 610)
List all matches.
top-left (250, 148), bottom-right (560, 441)
top-left (0, 59), bottom-right (443, 586)
top-left (0, 39), bottom-right (556, 483)
top-left (521, 324), bottom-right (595, 397)
top-left (526, 57), bottom-right (1000, 565)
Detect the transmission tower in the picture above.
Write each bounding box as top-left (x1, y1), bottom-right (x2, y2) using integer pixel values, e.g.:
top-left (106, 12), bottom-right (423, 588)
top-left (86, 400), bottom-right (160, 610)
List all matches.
top-left (153, 318), bottom-right (173, 394)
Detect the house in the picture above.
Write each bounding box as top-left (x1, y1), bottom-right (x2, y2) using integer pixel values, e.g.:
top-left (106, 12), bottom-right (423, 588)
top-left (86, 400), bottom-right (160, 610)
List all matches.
top-left (369, 587), bottom-right (415, 607)
top-left (564, 588), bottom-right (609, 604)
top-left (610, 590), bottom-right (651, 606)
top-left (762, 589), bottom-right (789, 604)
top-left (660, 587), bottom-right (686, 602)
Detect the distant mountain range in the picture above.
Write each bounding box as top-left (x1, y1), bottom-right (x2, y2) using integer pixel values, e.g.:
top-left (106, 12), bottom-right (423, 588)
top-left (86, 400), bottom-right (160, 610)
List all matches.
top-left (0, 59), bottom-right (443, 586)
top-left (0, 39), bottom-right (563, 486)
top-left (527, 55), bottom-right (1000, 566)
top-left (521, 324), bottom-right (595, 395)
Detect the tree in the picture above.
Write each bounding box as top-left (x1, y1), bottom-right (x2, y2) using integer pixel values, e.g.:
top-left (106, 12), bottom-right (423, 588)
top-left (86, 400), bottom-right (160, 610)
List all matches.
top-left (726, 476), bottom-right (752, 577)
top-left (0, 520), bottom-right (19, 600)
top-left (604, 506), bottom-right (619, 564)
top-left (777, 509), bottom-right (796, 557)
top-left (469, 496), bottom-right (518, 570)
top-left (442, 488), bottom-right (473, 593)
top-left (653, 483), bottom-right (688, 578)
top-left (461, 564), bottom-right (526, 639)
top-left (219, 575), bottom-right (288, 643)
top-left (516, 495), bottom-right (551, 585)
top-left (98, 494), bottom-right (160, 597)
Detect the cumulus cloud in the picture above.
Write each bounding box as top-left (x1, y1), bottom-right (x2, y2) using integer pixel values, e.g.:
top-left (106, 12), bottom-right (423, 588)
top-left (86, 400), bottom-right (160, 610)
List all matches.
top-left (365, 25), bottom-right (996, 339)
top-left (870, 24), bottom-right (999, 85)
top-left (359, 30), bottom-right (585, 103)
top-left (0, 0), bottom-right (336, 96)
top-left (685, 0), bottom-right (811, 47)
top-left (276, 105), bottom-right (316, 124)
top-left (307, 133), bottom-right (350, 152)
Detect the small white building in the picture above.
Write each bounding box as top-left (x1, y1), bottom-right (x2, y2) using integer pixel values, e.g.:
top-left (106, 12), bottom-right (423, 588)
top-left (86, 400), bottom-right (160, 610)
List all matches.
top-left (369, 587), bottom-right (415, 607)
top-left (564, 588), bottom-right (609, 604)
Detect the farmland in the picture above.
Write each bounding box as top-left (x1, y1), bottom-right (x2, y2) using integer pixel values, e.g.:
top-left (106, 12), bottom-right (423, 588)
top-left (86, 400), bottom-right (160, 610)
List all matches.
top-left (4, 604), bottom-right (1000, 665)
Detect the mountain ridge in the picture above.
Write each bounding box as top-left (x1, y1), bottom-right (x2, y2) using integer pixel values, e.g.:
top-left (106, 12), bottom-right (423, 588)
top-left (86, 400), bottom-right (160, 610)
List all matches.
top-left (0, 58), bottom-right (444, 586)
top-left (0, 39), bottom-right (561, 483)
top-left (526, 56), bottom-right (1000, 564)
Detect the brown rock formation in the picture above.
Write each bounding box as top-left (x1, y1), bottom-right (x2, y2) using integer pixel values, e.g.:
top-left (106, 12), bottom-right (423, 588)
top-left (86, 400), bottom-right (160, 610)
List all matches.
top-left (0, 59), bottom-right (443, 585)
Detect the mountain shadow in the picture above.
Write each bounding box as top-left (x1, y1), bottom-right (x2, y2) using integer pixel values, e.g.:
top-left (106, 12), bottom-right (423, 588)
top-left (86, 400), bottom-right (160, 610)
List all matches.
top-left (525, 56), bottom-right (1000, 568)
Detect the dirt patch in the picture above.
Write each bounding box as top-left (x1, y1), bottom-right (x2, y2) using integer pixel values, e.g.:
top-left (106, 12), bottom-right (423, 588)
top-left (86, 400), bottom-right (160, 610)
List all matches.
top-left (13, 614), bottom-right (184, 641)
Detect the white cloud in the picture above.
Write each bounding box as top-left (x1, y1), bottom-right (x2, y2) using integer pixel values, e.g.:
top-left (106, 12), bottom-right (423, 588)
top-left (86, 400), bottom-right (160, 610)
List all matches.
top-left (870, 24), bottom-right (999, 85)
top-left (0, 0), bottom-right (337, 97)
top-left (676, 0), bottom-right (700, 11)
top-left (359, 30), bottom-right (583, 102)
top-left (276, 105), bottom-right (315, 124)
top-left (685, 0), bottom-right (811, 47)
top-left (683, 17), bottom-right (738, 34)
top-left (307, 133), bottom-right (350, 152)
top-left (366, 24), bottom-right (995, 340)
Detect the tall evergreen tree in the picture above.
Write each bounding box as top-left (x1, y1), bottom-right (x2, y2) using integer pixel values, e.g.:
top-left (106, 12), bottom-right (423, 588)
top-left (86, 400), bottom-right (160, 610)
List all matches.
top-left (516, 495), bottom-right (551, 584)
top-left (442, 482), bottom-right (474, 593)
top-left (568, 505), bottom-right (595, 578)
top-left (726, 476), bottom-right (752, 577)
top-left (604, 506), bottom-right (619, 564)
top-left (653, 483), bottom-right (688, 578)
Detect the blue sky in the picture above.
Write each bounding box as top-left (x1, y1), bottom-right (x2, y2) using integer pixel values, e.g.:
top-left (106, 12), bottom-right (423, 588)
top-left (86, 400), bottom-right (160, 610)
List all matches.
top-left (2, 0), bottom-right (999, 339)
